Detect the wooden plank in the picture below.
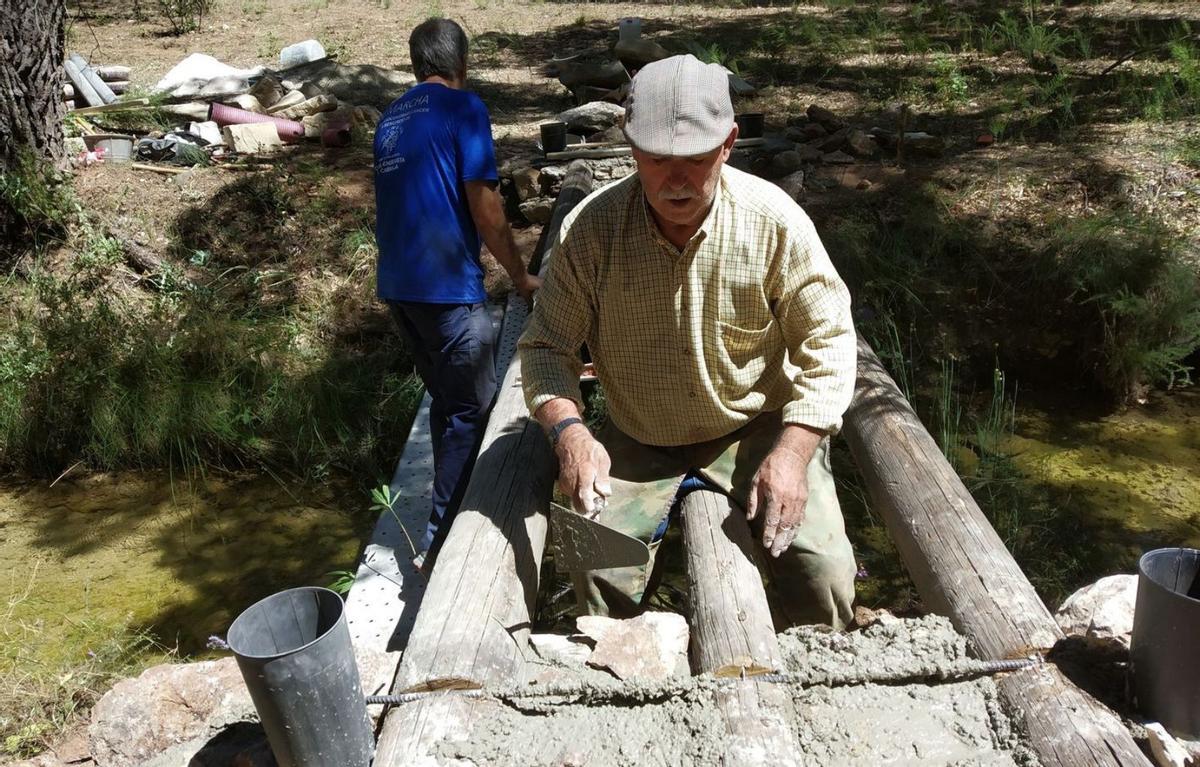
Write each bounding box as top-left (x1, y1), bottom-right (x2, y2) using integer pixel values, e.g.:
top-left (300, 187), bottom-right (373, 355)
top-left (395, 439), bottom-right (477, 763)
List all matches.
top-left (681, 490), bottom-right (801, 766)
top-left (841, 335), bottom-right (1150, 767)
top-left (69, 98), bottom-right (150, 116)
top-left (374, 163), bottom-right (597, 766)
top-left (345, 305), bottom-right (503, 696)
top-left (545, 136), bottom-right (766, 162)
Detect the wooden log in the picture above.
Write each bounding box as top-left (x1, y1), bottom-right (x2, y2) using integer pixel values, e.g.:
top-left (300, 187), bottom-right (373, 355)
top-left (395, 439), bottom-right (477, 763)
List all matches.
top-left (69, 53), bottom-right (117, 104)
top-left (841, 335), bottom-right (1150, 767)
top-left (681, 490), bottom-right (801, 767)
top-left (681, 490), bottom-right (780, 677)
top-left (374, 163), bottom-right (596, 766)
top-left (95, 65), bottom-right (130, 82)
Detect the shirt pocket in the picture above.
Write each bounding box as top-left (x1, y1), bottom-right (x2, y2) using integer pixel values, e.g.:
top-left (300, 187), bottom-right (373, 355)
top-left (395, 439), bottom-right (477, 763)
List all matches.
top-left (715, 318), bottom-right (777, 383)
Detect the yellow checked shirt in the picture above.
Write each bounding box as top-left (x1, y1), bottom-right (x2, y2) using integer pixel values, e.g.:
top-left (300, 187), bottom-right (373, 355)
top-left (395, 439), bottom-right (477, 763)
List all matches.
top-left (519, 164), bottom-right (856, 447)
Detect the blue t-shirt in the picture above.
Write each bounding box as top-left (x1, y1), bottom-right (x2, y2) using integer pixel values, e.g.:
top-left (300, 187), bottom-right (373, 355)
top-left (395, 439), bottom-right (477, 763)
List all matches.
top-left (374, 83), bottom-right (498, 303)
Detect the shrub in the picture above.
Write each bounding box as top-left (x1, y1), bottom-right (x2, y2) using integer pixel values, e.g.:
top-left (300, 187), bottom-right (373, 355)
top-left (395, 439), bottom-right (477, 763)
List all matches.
top-left (156, 0), bottom-right (211, 35)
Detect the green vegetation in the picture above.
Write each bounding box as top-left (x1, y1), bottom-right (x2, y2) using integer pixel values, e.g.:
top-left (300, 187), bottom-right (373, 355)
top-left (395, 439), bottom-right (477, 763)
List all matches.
top-left (0, 160), bottom-right (422, 483)
top-left (1, 571), bottom-right (161, 759)
top-left (0, 151), bottom-right (77, 258)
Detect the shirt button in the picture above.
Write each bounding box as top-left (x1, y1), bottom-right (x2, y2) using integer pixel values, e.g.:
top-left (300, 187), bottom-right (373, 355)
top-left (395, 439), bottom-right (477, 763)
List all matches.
top-left (688, 391), bottom-right (697, 398)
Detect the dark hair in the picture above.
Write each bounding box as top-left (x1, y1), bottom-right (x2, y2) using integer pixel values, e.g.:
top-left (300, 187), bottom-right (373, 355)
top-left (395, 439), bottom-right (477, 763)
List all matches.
top-left (409, 18), bottom-right (468, 82)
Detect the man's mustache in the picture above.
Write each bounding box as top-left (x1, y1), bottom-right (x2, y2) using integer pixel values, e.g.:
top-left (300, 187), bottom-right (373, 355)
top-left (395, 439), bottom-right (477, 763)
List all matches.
top-left (657, 187), bottom-right (698, 201)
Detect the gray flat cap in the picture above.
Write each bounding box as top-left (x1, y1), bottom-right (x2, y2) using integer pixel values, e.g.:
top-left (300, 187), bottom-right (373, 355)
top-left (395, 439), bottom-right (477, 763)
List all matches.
top-left (622, 54), bottom-right (734, 157)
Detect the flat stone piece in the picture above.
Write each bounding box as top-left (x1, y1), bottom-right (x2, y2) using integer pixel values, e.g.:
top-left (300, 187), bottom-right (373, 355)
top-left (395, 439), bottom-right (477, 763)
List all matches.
top-left (578, 612), bottom-right (689, 680)
top-left (555, 101), bottom-right (626, 134)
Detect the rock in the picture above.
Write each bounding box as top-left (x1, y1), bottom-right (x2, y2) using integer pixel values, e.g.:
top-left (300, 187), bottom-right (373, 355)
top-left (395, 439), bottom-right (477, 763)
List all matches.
top-left (726, 148), bottom-right (753, 171)
top-left (771, 150), bottom-right (805, 177)
top-left (1145, 722), bottom-right (1191, 767)
top-left (901, 131), bottom-right (944, 157)
top-left (759, 135), bottom-right (795, 155)
top-left (806, 104), bottom-right (845, 131)
top-left (228, 94), bottom-right (266, 114)
top-left (89, 658), bottom-right (259, 767)
top-left (265, 90), bottom-right (306, 115)
top-left (856, 178), bottom-right (873, 191)
top-left (273, 94), bottom-right (338, 120)
top-left (589, 124), bottom-right (626, 144)
top-left (301, 107), bottom-right (356, 139)
top-left (784, 126), bottom-right (809, 144)
top-left (555, 102), bottom-right (625, 134)
top-left (802, 122), bottom-right (829, 140)
top-left (530, 633), bottom-right (593, 666)
top-left (847, 129), bottom-right (878, 158)
top-left (248, 75), bottom-right (285, 110)
top-left (1054, 574), bottom-right (1137, 651)
top-left (774, 170), bottom-right (805, 200)
top-left (577, 612), bottom-right (689, 680)
top-left (796, 143), bottom-right (823, 163)
top-left (222, 123), bottom-right (284, 154)
top-left (519, 197), bottom-right (554, 225)
top-left (538, 164), bottom-right (567, 184)
top-left (817, 127), bottom-right (849, 153)
top-left (512, 168), bottom-right (542, 201)
top-left (822, 150), bottom-right (855, 164)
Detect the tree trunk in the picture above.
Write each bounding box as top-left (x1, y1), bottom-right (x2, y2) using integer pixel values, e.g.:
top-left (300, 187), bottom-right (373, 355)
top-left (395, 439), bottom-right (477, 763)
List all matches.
top-left (1, 0), bottom-right (67, 169)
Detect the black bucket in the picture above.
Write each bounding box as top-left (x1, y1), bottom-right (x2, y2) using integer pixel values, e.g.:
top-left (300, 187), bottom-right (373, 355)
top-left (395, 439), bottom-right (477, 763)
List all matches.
top-left (735, 112), bottom-right (765, 139)
top-left (227, 587), bottom-right (373, 767)
top-left (540, 121), bottom-right (568, 154)
top-left (1131, 547), bottom-right (1200, 738)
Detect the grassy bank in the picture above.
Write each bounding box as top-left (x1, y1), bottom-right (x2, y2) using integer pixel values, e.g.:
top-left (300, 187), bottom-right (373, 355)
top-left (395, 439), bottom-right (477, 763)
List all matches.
top-left (2, 151), bottom-right (422, 483)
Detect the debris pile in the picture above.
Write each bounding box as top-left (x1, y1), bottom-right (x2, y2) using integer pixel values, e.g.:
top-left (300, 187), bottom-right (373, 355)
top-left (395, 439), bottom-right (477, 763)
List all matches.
top-left (63, 40), bottom-right (401, 172)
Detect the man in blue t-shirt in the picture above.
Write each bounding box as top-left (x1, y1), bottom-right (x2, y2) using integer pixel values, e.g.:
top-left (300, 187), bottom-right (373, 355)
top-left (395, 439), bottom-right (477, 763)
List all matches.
top-left (375, 17), bottom-right (540, 572)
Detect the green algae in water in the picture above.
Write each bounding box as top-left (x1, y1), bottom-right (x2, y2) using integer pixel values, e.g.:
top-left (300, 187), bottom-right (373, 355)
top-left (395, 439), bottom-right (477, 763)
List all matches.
top-left (1002, 388), bottom-right (1200, 589)
top-left (0, 472), bottom-right (375, 673)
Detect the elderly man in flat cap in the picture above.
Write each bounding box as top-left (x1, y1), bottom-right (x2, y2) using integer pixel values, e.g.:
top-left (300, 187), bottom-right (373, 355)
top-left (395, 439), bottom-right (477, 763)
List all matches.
top-left (518, 54), bottom-right (858, 627)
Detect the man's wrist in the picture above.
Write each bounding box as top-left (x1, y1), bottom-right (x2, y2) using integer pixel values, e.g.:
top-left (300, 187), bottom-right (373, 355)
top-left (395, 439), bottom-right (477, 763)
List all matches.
top-left (547, 416), bottom-right (585, 447)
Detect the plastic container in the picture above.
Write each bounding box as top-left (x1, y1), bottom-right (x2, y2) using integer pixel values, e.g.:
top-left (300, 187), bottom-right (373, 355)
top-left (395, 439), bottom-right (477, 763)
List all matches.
top-left (83, 134), bottom-right (133, 164)
top-left (227, 587), bottom-right (373, 767)
top-left (540, 121), bottom-right (568, 154)
top-left (279, 40), bottom-right (327, 69)
top-left (735, 112), bottom-right (765, 139)
top-left (1131, 547), bottom-right (1200, 738)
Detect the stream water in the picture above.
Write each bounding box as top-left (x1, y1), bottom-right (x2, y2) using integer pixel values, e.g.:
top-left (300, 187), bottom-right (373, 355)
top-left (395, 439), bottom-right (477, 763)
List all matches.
top-left (0, 472), bottom-right (373, 676)
top-left (2, 389), bottom-right (1197, 679)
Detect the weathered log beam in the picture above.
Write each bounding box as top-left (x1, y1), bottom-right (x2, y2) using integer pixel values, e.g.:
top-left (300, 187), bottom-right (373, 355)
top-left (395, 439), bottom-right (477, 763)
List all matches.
top-left (374, 162), bottom-right (596, 766)
top-left (681, 490), bottom-right (801, 766)
top-left (841, 334), bottom-right (1149, 767)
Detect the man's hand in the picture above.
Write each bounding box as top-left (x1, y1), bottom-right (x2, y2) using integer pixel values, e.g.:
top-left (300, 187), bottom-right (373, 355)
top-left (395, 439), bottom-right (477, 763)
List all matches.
top-left (554, 423), bottom-right (612, 516)
top-left (746, 424), bottom-right (824, 558)
top-left (513, 272), bottom-right (543, 304)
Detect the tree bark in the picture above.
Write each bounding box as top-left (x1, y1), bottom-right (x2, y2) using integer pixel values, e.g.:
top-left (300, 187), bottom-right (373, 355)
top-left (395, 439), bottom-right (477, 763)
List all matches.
top-left (1, 0), bottom-right (67, 169)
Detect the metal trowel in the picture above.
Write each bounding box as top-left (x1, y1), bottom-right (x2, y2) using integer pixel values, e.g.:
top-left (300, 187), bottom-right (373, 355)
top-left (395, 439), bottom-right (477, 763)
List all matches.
top-left (549, 501), bottom-right (650, 572)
